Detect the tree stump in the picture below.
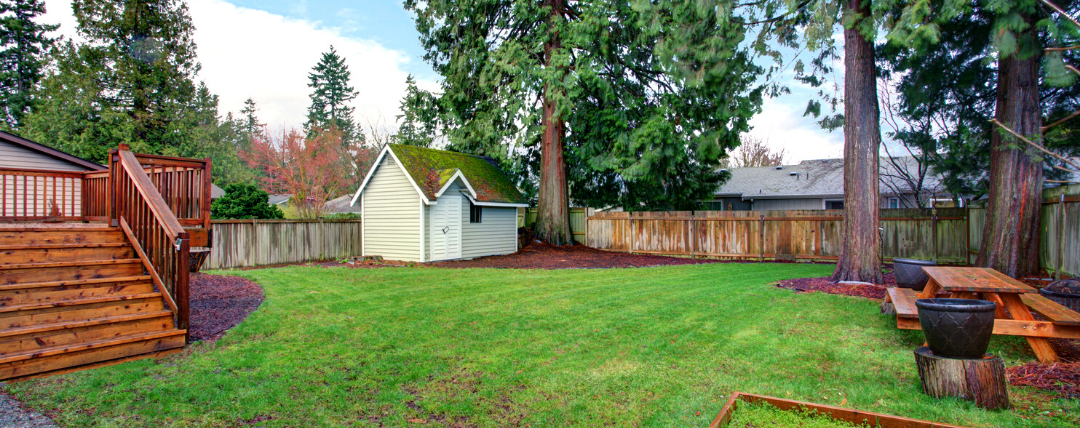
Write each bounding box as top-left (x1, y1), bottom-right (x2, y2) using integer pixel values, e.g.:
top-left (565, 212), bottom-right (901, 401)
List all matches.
top-left (913, 346), bottom-right (1009, 410)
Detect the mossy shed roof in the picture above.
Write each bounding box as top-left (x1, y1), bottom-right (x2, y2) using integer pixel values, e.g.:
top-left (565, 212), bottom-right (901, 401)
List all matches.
top-left (388, 144), bottom-right (527, 204)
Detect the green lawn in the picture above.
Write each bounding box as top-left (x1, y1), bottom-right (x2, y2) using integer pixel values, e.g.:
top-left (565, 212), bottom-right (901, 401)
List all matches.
top-left (6, 263), bottom-right (1077, 427)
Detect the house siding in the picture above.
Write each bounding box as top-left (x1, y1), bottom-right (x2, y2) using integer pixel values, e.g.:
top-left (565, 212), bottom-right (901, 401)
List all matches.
top-left (363, 157), bottom-right (422, 262)
top-left (750, 198), bottom-right (826, 211)
top-left (426, 180), bottom-right (517, 260)
top-left (0, 140), bottom-right (89, 172)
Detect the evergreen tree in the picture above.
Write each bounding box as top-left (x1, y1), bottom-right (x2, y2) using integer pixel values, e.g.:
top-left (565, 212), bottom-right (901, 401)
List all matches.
top-left (239, 97), bottom-right (262, 138)
top-left (405, 0), bottom-right (763, 244)
top-left (889, 0), bottom-right (1080, 277)
top-left (0, 0), bottom-right (56, 128)
top-left (393, 75), bottom-right (437, 148)
top-left (23, 0), bottom-right (200, 159)
top-left (305, 46), bottom-right (360, 144)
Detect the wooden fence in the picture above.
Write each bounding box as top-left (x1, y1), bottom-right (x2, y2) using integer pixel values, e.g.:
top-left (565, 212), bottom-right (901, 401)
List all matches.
top-left (585, 208), bottom-right (972, 264)
top-left (518, 207), bottom-right (589, 243)
top-left (205, 219), bottom-right (363, 269)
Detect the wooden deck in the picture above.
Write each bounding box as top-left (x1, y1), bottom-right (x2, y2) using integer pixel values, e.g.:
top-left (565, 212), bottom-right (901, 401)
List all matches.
top-left (0, 144), bottom-right (210, 380)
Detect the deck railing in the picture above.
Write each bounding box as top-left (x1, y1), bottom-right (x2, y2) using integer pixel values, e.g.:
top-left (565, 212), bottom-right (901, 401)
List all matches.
top-left (134, 153), bottom-right (212, 230)
top-left (0, 168), bottom-right (88, 221)
top-left (110, 146), bottom-right (190, 334)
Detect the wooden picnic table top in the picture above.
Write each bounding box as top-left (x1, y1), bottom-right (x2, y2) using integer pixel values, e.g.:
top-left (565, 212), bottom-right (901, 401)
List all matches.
top-left (922, 266), bottom-right (1036, 294)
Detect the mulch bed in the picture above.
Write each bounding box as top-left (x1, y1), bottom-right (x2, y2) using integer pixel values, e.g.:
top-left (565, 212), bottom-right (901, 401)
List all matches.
top-left (775, 272), bottom-right (896, 300)
top-left (1008, 360), bottom-right (1080, 399)
top-left (432, 242), bottom-right (725, 269)
top-left (188, 273), bottom-right (265, 342)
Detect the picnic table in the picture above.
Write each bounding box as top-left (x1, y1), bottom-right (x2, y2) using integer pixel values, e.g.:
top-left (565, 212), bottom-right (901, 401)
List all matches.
top-left (886, 266), bottom-right (1080, 363)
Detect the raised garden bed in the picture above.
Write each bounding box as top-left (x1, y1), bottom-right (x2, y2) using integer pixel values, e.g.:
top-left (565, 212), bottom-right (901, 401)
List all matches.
top-left (707, 392), bottom-right (969, 428)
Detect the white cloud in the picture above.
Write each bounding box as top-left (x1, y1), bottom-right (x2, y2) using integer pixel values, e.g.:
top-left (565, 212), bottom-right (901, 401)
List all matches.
top-left (43, 0), bottom-right (435, 135)
top-left (747, 95), bottom-right (844, 163)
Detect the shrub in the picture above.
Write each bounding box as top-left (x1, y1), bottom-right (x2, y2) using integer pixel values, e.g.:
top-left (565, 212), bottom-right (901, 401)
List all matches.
top-left (211, 183), bottom-right (284, 219)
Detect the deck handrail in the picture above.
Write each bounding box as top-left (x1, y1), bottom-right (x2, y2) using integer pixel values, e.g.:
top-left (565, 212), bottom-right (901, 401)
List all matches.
top-left (111, 146), bottom-right (190, 337)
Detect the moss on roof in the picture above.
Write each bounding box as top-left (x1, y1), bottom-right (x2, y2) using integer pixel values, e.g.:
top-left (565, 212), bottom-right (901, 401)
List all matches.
top-left (389, 144), bottom-right (527, 204)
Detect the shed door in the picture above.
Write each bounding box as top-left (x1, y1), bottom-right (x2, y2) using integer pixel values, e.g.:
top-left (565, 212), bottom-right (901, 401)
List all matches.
top-left (430, 195), bottom-right (462, 261)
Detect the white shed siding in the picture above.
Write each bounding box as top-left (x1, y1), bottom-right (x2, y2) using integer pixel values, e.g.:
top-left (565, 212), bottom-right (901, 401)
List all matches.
top-left (461, 204), bottom-right (517, 259)
top-left (363, 157), bottom-right (422, 261)
top-left (0, 140), bottom-right (88, 172)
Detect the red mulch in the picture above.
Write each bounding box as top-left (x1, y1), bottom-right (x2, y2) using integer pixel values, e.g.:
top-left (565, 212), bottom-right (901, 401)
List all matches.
top-left (188, 273), bottom-right (264, 342)
top-left (1008, 360), bottom-right (1080, 399)
top-left (432, 242), bottom-right (725, 269)
top-left (775, 273), bottom-right (895, 300)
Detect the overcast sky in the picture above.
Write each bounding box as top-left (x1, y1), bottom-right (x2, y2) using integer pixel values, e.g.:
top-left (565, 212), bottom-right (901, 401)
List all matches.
top-left (42, 0), bottom-right (847, 163)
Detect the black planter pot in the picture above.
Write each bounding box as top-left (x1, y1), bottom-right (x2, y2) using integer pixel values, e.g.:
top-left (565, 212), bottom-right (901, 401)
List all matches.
top-left (893, 258), bottom-right (937, 290)
top-left (916, 298), bottom-right (997, 359)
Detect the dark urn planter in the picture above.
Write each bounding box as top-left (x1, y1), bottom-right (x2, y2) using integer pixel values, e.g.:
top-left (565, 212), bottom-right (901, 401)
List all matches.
top-left (893, 258), bottom-right (937, 291)
top-left (916, 298), bottom-right (997, 359)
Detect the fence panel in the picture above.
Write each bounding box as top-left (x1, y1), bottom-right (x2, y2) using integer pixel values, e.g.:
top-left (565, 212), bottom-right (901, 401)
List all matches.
top-left (206, 219), bottom-right (362, 269)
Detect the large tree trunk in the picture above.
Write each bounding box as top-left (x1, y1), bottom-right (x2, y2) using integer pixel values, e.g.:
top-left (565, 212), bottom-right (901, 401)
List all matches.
top-left (534, 0), bottom-right (574, 246)
top-left (831, 0), bottom-right (883, 283)
top-left (977, 33), bottom-right (1043, 279)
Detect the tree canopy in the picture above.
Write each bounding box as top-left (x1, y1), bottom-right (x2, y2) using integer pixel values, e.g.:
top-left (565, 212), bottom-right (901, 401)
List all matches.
top-left (403, 0), bottom-right (764, 215)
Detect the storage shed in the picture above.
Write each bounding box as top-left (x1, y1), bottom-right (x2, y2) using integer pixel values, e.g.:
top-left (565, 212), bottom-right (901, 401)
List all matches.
top-left (350, 144), bottom-right (529, 262)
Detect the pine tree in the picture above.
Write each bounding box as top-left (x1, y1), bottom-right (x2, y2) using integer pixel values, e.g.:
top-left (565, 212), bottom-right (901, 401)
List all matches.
top-left (0, 0), bottom-right (56, 128)
top-left (305, 46), bottom-right (360, 144)
top-left (22, 0), bottom-right (202, 161)
top-left (239, 97), bottom-right (262, 137)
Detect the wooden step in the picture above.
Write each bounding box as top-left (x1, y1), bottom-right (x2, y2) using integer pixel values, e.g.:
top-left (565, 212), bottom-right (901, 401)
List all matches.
top-left (0, 280), bottom-right (156, 308)
top-left (0, 275), bottom-right (152, 292)
top-left (0, 244), bottom-right (135, 265)
top-left (0, 329), bottom-right (186, 380)
top-left (1021, 294), bottom-right (1080, 326)
top-left (0, 228), bottom-right (125, 246)
top-left (0, 311), bottom-right (175, 356)
top-left (0, 259), bottom-right (144, 284)
top-left (0, 292), bottom-right (164, 314)
top-left (0, 295), bottom-right (166, 330)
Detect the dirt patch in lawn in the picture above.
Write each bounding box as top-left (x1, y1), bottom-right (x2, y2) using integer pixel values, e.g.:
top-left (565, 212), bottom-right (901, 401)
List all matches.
top-left (432, 242), bottom-right (727, 269)
top-left (188, 273), bottom-right (264, 342)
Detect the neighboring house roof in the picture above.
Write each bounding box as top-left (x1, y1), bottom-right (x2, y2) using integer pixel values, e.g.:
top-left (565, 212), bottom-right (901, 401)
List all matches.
top-left (0, 131), bottom-right (105, 171)
top-left (716, 157), bottom-right (946, 200)
top-left (352, 144), bottom-right (528, 207)
top-left (210, 184), bottom-right (226, 199)
top-left (267, 194), bottom-right (291, 205)
top-left (323, 194), bottom-right (362, 213)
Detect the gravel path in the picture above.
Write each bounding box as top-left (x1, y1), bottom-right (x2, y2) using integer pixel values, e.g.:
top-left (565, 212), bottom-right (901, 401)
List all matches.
top-left (0, 392), bottom-right (56, 428)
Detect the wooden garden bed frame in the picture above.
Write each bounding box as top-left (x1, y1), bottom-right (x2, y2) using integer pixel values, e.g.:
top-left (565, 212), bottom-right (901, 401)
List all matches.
top-left (707, 392), bottom-right (970, 428)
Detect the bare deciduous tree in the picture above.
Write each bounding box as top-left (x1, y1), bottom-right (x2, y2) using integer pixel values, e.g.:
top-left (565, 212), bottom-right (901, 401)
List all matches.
top-left (724, 136), bottom-right (787, 168)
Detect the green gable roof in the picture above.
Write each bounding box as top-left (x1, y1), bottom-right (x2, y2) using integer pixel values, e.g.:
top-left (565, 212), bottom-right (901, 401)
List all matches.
top-left (388, 144), bottom-right (527, 205)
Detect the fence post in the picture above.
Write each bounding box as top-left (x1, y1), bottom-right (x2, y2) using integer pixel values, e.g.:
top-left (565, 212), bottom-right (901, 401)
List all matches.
top-left (931, 207), bottom-right (938, 262)
top-left (759, 211), bottom-right (765, 262)
top-left (1058, 194), bottom-right (1066, 280)
top-left (689, 211), bottom-right (696, 258)
top-left (252, 218), bottom-right (258, 268)
top-left (629, 212), bottom-right (635, 254)
top-left (965, 208), bottom-right (971, 265)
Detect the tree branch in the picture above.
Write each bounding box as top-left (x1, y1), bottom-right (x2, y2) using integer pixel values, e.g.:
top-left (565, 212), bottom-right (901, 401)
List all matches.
top-left (990, 119), bottom-right (1080, 171)
top-left (1043, 108), bottom-right (1080, 132)
top-left (1040, 0), bottom-right (1080, 30)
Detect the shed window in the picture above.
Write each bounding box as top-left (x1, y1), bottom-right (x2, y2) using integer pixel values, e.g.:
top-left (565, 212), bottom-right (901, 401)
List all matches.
top-left (888, 197), bottom-right (900, 209)
top-left (469, 202), bottom-right (482, 223)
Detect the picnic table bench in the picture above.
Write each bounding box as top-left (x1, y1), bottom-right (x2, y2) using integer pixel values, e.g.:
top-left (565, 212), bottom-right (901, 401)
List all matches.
top-left (886, 267), bottom-right (1080, 362)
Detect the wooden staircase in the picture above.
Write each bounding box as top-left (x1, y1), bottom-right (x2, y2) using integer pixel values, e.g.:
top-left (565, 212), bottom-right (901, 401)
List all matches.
top-left (0, 226), bottom-right (186, 381)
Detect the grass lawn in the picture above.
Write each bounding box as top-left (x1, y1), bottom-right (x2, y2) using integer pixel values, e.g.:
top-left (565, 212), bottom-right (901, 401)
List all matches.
top-left (6, 263), bottom-right (1078, 427)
